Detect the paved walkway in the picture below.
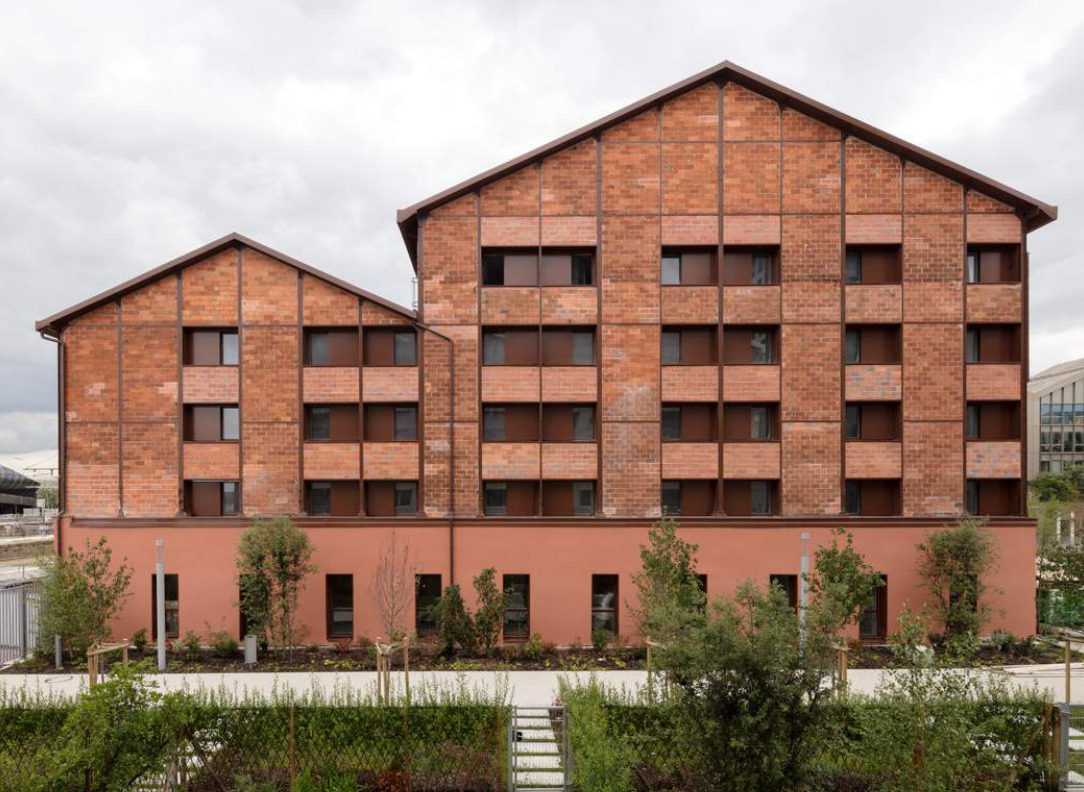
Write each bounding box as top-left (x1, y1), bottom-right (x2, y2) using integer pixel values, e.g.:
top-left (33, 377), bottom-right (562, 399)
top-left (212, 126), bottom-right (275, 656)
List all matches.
top-left (2, 664), bottom-right (1083, 705)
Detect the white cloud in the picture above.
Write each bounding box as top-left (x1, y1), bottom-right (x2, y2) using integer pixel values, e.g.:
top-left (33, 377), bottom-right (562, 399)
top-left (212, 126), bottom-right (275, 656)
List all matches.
top-left (0, 412), bottom-right (57, 456)
top-left (0, 0), bottom-right (1081, 452)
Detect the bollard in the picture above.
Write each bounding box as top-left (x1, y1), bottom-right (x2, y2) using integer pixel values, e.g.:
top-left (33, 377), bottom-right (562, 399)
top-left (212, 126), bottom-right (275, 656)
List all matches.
top-left (54, 635), bottom-right (62, 671)
top-left (244, 633), bottom-right (257, 665)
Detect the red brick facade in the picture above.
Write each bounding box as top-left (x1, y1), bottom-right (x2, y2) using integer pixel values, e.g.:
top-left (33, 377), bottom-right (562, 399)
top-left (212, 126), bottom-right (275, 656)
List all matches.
top-left (41, 64), bottom-right (1051, 644)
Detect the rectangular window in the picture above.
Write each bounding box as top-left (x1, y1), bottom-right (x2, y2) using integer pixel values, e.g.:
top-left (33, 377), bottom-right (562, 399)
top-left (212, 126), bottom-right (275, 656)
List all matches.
top-left (483, 253), bottom-right (505, 286)
top-left (326, 575), bottom-right (353, 639)
top-left (394, 332), bottom-right (417, 365)
top-left (309, 482), bottom-right (332, 516)
top-left (661, 407), bottom-right (682, 441)
top-left (845, 405), bottom-right (861, 440)
top-left (966, 251), bottom-right (979, 284)
top-left (483, 251), bottom-right (538, 286)
top-left (484, 407), bottom-right (506, 441)
top-left (308, 406), bottom-right (331, 440)
top-left (308, 332), bottom-right (331, 366)
top-left (750, 407), bottom-right (771, 440)
top-left (573, 481), bottom-right (595, 516)
top-left (751, 253), bottom-right (772, 285)
top-left (750, 332), bottom-right (771, 364)
top-left (151, 573), bottom-right (180, 640)
top-left (415, 574), bottom-right (442, 636)
top-left (966, 404), bottom-right (980, 440)
top-left (966, 329), bottom-right (979, 363)
top-left (484, 482), bottom-right (508, 516)
top-left (185, 405), bottom-right (240, 443)
top-left (591, 575), bottom-right (619, 636)
top-left (966, 324), bottom-right (1021, 364)
top-left (769, 574), bottom-right (799, 610)
top-left (306, 404), bottom-right (360, 441)
top-left (541, 404), bottom-right (595, 442)
top-left (661, 331), bottom-right (681, 365)
top-left (750, 481), bottom-right (771, 515)
top-left (966, 246), bottom-right (1020, 284)
top-left (572, 332), bottom-right (595, 365)
top-left (723, 327), bottom-right (777, 365)
top-left (483, 404), bottom-right (539, 442)
top-left (723, 249), bottom-right (778, 285)
top-left (541, 329), bottom-right (595, 365)
top-left (572, 406), bottom-right (594, 441)
top-left (540, 251), bottom-right (595, 286)
top-left (186, 481), bottom-right (240, 517)
top-left (858, 577), bottom-right (887, 640)
top-left (967, 479), bottom-right (1019, 516)
top-left (845, 329), bottom-right (861, 364)
top-left (394, 482), bottom-right (417, 515)
top-left (845, 251), bottom-right (862, 284)
top-left (504, 575), bottom-right (530, 640)
top-left (394, 407), bottom-right (418, 441)
top-left (845, 481), bottom-right (861, 515)
top-left (483, 332), bottom-right (506, 365)
top-left (661, 255), bottom-right (681, 286)
top-left (723, 480), bottom-right (775, 516)
top-left (185, 329), bottom-right (239, 366)
top-left (662, 481), bottom-right (681, 515)
top-left (306, 329), bottom-right (359, 366)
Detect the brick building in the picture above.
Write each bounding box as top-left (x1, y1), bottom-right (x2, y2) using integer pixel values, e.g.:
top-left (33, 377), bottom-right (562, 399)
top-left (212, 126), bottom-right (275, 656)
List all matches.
top-left (38, 62), bottom-right (1055, 645)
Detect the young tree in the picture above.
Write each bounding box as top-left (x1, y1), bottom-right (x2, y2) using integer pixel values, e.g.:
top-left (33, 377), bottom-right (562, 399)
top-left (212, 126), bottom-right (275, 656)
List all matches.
top-left (371, 528), bottom-right (414, 641)
top-left (805, 527), bottom-right (884, 635)
top-left (631, 515), bottom-right (705, 652)
top-left (235, 517), bottom-right (316, 654)
top-left (917, 518), bottom-right (998, 639)
top-left (38, 537), bottom-right (133, 659)
top-left (435, 583), bottom-right (475, 655)
top-left (472, 567), bottom-right (507, 655)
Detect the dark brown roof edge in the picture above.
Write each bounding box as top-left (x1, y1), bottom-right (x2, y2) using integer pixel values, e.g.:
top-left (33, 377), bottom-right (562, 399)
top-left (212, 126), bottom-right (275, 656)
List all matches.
top-left (396, 59), bottom-right (1058, 266)
top-left (35, 232), bottom-right (416, 336)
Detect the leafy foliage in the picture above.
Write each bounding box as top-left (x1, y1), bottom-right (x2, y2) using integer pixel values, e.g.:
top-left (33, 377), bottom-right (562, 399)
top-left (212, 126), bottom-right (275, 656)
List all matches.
top-left (236, 516), bottom-right (317, 653)
top-left (1029, 467), bottom-right (1084, 502)
top-left (37, 537), bottom-right (132, 659)
top-left (559, 678), bottom-right (634, 792)
top-left (435, 583), bottom-right (475, 655)
top-left (806, 527), bottom-right (884, 635)
top-left (630, 515), bottom-right (705, 648)
top-left (917, 518), bottom-right (998, 640)
top-left (433, 568), bottom-right (508, 656)
top-left (471, 567), bottom-right (507, 655)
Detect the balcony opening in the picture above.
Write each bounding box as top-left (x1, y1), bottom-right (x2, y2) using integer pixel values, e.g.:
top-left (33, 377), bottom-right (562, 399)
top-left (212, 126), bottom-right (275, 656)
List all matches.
top-left (844, 245), bottom-right (901, 285)
top-left (723, 247), bottom-right (779, 286)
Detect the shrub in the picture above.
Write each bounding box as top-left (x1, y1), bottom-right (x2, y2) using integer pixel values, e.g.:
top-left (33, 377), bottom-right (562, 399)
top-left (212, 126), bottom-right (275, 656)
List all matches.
top-left (37, 537), bottom-right (133, 659)
top-left (236, 516), bottom-right (317, 655)
top-left (591, 629), bottom-right (612, 651)
top-left (209, 628), bottom-right (239, 658)
top-left (180, 631), bottom-right (201, 661)
top-left (806, 527), bottom-right (884, 635)
top-left (435, 584), bottom-right (475, 655)
top-left (472, 567), bottom-right (507, 655)
top-left (917, 518), bottom-right (998, 641)
top-left (560, 678), bottom-right (634, 792)
top-left (131, 627), bottom-right (148, 653)
top-left (524, 633), bottom-right (545, 661)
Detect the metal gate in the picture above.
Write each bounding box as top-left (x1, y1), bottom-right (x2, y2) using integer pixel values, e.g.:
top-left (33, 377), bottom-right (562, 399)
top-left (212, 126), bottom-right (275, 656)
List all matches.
top-left (508, 705), bottom-right (571, 791)
top-left (0, 581), bottom-right (40, 665)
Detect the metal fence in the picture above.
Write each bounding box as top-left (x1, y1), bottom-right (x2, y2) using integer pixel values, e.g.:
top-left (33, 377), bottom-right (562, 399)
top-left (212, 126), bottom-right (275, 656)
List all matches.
top-left (0, 581), bottom-right (39, 665)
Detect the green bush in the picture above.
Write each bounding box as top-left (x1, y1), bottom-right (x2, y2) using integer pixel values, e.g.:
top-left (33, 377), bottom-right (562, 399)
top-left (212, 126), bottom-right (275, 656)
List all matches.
top-left (591, 629), bottom-right (611, 651)
top-left (130, 627), bottom-right (148, 653)
top-left (524, 633), bottom-right (545, 661)
top-left (209, 628), bottom-right (239, 658)
top-left (560, 678), bottom-right (634, 792)
top-left (180, 631), bottom-right (201, 661)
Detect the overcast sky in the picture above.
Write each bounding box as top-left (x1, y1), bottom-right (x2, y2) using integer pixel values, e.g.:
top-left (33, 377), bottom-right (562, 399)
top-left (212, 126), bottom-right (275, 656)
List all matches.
top-left (1, 0), bottom-right (1082, 456)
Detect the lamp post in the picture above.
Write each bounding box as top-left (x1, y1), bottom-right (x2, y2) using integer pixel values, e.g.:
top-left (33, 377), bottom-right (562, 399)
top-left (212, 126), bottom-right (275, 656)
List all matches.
top-left (799, 532), bottom-right (810, 652)
top-left (155, 539), bottom-right (166, 671)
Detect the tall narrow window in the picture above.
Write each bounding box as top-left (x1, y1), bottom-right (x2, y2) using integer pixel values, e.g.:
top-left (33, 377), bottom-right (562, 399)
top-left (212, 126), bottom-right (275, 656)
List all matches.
top-left (307, 406), bottom-right (331, 440)
top-left (483, 332), bottom-right (506, 365)
top-left (751, 253), bottom-right (772, 285)
top-left (394, 407), bottom-right (418, 441)
top-left (845, 481), bottom-right (861, 515)
top-left (661, 332), bottom-right (681, 365)
top-left (221, 482), bottom-right (240, 515)
top-left (661, 255), bottom-right (681, 285)
top-left (415, 574), bottom-right (442, 636)
top-left (309, 482), bottom-right (332, 516)
top-left (845, 330), bottom-right (861, 364)
top-left (307, 332), bottom-right (331, 366)
top-left (750, 407), bottom-right (771, 440)
top-left (572, 482), bottom-right (595, 516)
top-left (750, 331), bottom-right (771, 364)
top-left (393, 332), bottom-right (417, 365)
top-left (221, 407), bottom-right (240, 441)
top-left (966, 404), bottom-right (980, 440)
top-left (571, 332), bottom-right (595, 365)
top-left (769, 574), bottom-right (799, 610)
top-left (662, 407), bottom-right (682, 441)
top-left (483, 407), bottom-right (506, 441)
top-left (504, 575), bottom-right (530, 640)
top-left (965, 329), bottom-right (979, 363)
top-left (483, 253), bottom-right (505, 285)
top-left (966, 480), bottom-right (979, 515)
top-left (151, 574), bottom-right (180, 639)
top-left (845, 251), bottom-right (862, 284)
top-left (572, 406), bottom-right (595, 441)
top-left (845, 405), bottom-right (861, 440)
top-left (591, 575), bottom-right (619, 636)
top-left (662, 481), bottom-right (681, 515)
top-left (394, 482), bottom-right (417, 515)
top-left (484, 482), bottom-right (508, 516)
top-left (326, 575), bottom-right (353, 639)
top-left (859, 576), bottom-right (887, 640)
top-left (966, 251), bottom-right (979, 284)
top-left (750, 481), bottom-right (771, 515)
top-left (221, 332), bottom-right (239, 365)
top-left (571, 254), bottom-right (593, 285)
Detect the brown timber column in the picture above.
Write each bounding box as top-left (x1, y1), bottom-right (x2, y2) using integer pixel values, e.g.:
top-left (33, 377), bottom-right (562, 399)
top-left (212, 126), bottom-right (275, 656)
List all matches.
top-left (716, 78), bottom-right (726, 514)
top-left (297, 272), bottom-right (305, 514)
top-left (176, 271), bottom-right (185, 515)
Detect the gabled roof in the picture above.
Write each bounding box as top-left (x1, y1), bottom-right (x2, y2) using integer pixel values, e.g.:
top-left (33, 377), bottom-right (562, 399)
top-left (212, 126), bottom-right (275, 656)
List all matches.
top-left (1029, 357), bottom-right (1084, 396)
top-left (36, 232), bottom-right (415, 336)
top-left (396, 60), bottom-right (1057, 267)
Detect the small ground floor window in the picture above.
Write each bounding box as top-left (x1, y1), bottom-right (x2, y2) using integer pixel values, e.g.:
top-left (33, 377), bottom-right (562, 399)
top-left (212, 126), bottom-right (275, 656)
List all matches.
top-left (151, 574), bottom-right (179, 639)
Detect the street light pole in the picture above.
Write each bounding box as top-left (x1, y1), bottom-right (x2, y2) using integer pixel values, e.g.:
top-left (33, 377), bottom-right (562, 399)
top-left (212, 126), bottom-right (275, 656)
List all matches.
top-left (155, 539), bottom-right (165, 672)
top-left (799, 532), bottom-right (810, 652)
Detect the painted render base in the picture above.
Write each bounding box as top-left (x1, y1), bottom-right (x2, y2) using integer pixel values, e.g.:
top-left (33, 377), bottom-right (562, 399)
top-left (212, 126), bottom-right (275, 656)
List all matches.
top-left (56, 518), bottom-right (1037, 646)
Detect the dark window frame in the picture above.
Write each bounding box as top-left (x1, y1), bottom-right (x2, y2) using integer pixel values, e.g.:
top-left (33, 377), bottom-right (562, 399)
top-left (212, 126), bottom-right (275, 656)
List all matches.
top-left (183, 328), bottom-right (239, 367)
top-left (325, 574), bottom-right (354, 640)
top-left (415, 574), bottom-right (442, 637)
top-left (503, 574), bottom-right (530, 640)
top-left (184, 404), bottom-right (240, 443)
top-left (150, 573), bottom-right (180, 640)
top-left (591, 574), bottom-right (619, 637)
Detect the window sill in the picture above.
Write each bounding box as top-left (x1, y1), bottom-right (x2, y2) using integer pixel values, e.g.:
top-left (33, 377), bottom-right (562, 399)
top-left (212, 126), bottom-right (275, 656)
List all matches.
top-left (183, 363), bottom-right (240, 368)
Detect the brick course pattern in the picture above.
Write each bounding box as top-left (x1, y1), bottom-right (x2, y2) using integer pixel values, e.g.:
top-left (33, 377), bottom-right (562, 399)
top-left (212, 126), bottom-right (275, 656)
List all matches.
top-left (303, 367), bottom-right (360, 403)
top-left (183, 442), bottom-right (240, 480)
top-left (304, 442), bottom-right (362, 481)
top-left (722, 366), bottom-right (780, 402)
top-left (661, 286), bottom-right (718, 324)
top-left (845, 285), bottom-right (902, 324)
top-left (845, 365), bottom-right (903, 401)
top-left (662, 442), bottom-right (719, 479)
top-left (362, 442), bottom-right (418, 480)
top-left (482, 287), bottom-right (540, 324)
top-left (481, 442), bottom-right (541, 480)
top-left (904, 421), bottom-right (963, 516)
top-left (541, 367), bottom-right (597, 402)
top-left (845, 442), bottom-right (903, 479)
top-left (781, 422), bottom-right (841, 516)
top-left (363, 367), bottom-right (419, 402)
top-left (967, 364), bottom-right (1022, 401)
top-left (183, 367), bottom-right (239, 404)
top-left (966, 284), bottom-right (1022, 323)
top-left (481, 367), bottom-right (540, 402)
top-left (966, 441), bottom-right (1021, 479)
top-left (722, 442), bottom-right (780, 479)
top-left (723, 286), bottom-right (781, 324)
top-left (661, 366), bottom-right (718, 402)
top-left (541, 288), bottom-right (598, 325)
top-left (541, 443), bottom-right (598, 479)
